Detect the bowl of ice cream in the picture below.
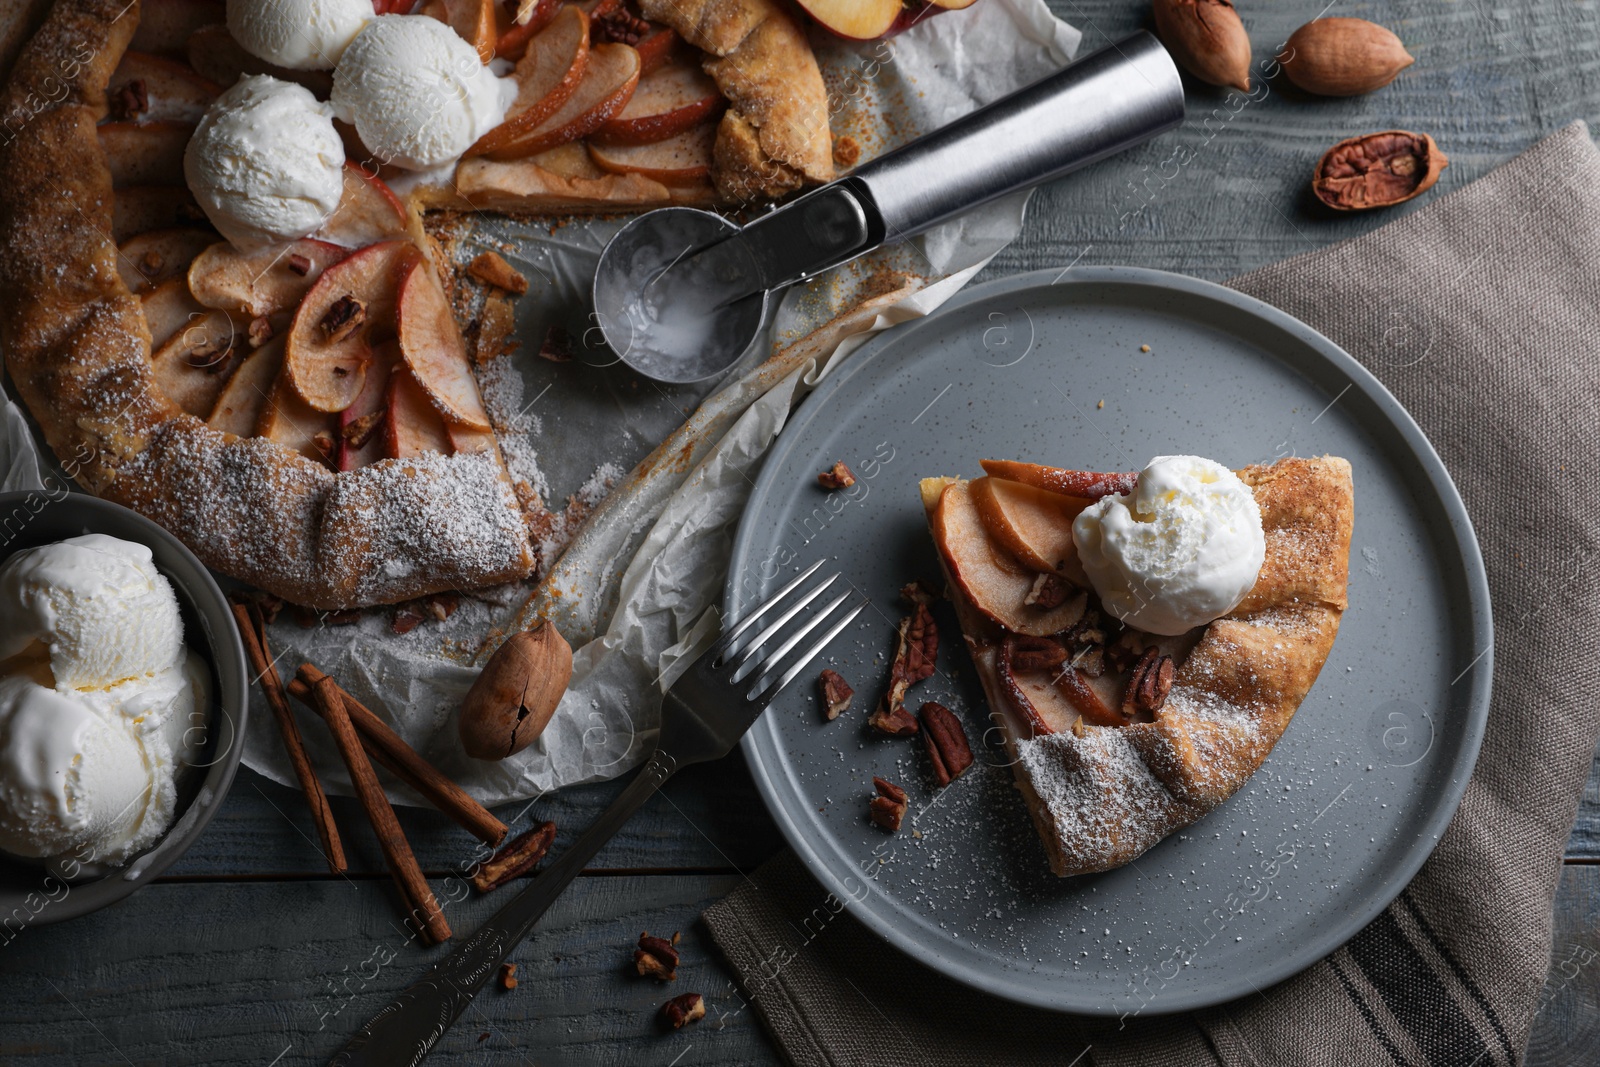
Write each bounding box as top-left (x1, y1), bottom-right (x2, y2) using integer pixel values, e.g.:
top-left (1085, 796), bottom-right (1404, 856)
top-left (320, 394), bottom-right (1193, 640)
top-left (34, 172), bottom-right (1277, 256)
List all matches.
top-left (0, 492), bottom-right (248, 925)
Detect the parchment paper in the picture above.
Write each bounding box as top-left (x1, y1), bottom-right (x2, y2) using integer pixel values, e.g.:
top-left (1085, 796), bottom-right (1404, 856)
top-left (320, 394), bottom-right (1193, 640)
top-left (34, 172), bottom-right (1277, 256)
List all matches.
top-left (1, 0), bottom-right (1080, 806)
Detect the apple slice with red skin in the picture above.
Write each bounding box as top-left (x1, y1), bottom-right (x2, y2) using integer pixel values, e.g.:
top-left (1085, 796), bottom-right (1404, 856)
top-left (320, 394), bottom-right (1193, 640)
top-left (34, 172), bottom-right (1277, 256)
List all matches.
top-left (793, 0), bottom-right (901, 40)
top-left (208, 336), bottom-right (285, 437)
top-left (992, 640), bottom-right (1122, 735)
top-left (185, 24), bottom-right (336, 97)
top-left (109, 52), bottom-right (222, 123)
top-left (632, 26), bottom-right (679, 74)
top-left (285, 239), bottom-right (410, 413)
top-left (480, 42), bottom-right (641, 160)
top-left (970, 475), bottom-right (1091, 578)
top-left (932, 481), bottom-right (1087, 637)
top-left (114, 186), bottom-right (208, 241)
top-left (150, 307), bottom-right (240, 418)
top-left (130, 0), bottom-right (225, 57)
top-left (337, 341), bottom-right (400, 470)
top-left (141, 277), bottom-right (208, 350)
top-left (385, 365), bottom-right (455, 459)
top-left (588, 121), bottom-right (714, 184)
top-left (188, 237), bottom-right (349, 318)
top-left (394, 248), bottom-right (494, 431)
top-left (494, 0), bottom-right (561, 59)
top-left (978, 460), bottom-right (1137, 500)
top-left (117, 227), bottom-right (216, 294)
top-left (315, 163), bottom-right (412, 248)
top-left (590, 56), bottom-right (722, 146)
top-left (258, 373), bottom-right (338, 464)
top-left (98, 121), bottom-right (194, 188)
top-left (469, 5), bottom-right (590, 157)
top-left (423, 0), bottom-right (496, 63)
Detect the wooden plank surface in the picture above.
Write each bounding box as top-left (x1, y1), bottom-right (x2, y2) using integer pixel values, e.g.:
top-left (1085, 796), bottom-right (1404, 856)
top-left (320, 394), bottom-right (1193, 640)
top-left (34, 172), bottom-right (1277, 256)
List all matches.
top-left (0, 0), bottom-right (1596, 1061)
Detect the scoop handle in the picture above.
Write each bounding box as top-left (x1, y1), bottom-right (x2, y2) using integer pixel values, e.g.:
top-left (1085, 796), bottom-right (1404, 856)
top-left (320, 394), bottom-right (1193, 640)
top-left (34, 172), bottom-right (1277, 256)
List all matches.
top-left (848, 30), bottom-right (1186, 242)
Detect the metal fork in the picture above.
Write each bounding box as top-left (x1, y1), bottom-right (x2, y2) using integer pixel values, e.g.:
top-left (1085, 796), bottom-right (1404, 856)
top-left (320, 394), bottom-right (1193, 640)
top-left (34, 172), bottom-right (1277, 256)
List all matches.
top-left (329, 561), bottom-right (866, 1065)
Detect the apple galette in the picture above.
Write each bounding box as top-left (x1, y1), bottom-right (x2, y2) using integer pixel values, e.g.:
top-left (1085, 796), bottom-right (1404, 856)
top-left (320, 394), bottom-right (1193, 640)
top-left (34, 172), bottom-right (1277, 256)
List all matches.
top-left (0, 0), bottom-right (833, 609)
top-left (922, 454), bottom-right (1353, 876)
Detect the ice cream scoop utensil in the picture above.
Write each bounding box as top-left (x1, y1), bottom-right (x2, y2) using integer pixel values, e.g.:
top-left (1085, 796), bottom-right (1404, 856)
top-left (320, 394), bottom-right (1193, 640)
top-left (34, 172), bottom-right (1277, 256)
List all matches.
top-left (592, 31), bottom-right (1185, 383)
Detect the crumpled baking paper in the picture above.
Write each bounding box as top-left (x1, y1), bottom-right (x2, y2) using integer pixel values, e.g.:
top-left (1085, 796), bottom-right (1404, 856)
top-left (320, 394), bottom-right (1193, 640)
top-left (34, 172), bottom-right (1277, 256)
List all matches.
top-left (0, 0), bottom-right (1080, 806)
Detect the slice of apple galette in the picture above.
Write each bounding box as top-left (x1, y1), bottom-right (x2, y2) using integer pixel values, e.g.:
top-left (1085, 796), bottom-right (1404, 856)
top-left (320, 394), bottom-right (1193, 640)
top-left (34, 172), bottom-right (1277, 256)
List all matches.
top-left (922, 454), bottom-right (1354, 876)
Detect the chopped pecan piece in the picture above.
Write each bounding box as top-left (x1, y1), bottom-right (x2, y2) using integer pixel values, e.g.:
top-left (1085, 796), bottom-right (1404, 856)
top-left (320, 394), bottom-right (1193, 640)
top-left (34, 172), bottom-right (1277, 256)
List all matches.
top-left (110, 78), bottom-right (147, 120)
top-left (391, 604), bottom-right (426, 635)
top-left (1122, 646), bottom-right (1176, 717)
top-left (318, 294), bottom-right (366, 343)
top-left (868, 602), bottom-right (937, 736)
top-left (816, 461), bottom-right (856, 489)
top-left (1024, 571), bottom-right (1071, 609)
top-left (634, 931), bottom-right (679, 981)
top-left (311, 431), bottom-right (336, 463)
top-left (498, 962), bottom-right (518, 990)
top-left (248, 315), bottom-right (274, 347)
top-left (467, 251), bottom-right (529, 295)
top-left (341, 408), bottom-right (386, 448)
top-left (660, 992), bottom-right (705, 1029)
top-left (471, 821), bottom-right (557, 893)
top-left (868, 776), bottom-right (908, 831)
top-left (182, 332), bottom-right (235, 371)
top-left (1104, 630), bottom-right (1145, 673)
top-left (900, 579), bottom-right (938, 606)
top-left (425, 592), bottom-right (460, 622)
top-left (818, 669), bottom-right (854, 720)
top-left (539, 325), bottom-right (573, 362)
top-left (287, 253), bottom-right (313, 276)
top-left (919, 702), bottom-right (972, 787)
top-left (594, 6), bottom-right (652, 45)
top-left (1072, 645), bottom-right (1106, 677)
top-left (1009, 634), bottom-right (1067, 674)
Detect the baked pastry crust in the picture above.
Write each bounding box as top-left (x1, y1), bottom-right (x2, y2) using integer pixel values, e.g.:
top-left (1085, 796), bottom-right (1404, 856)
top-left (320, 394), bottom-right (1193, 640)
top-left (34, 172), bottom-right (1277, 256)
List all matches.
top-left (0, 0), bottom-right (535, 609)
top-left (922, 455), bottom-right (1354, 875)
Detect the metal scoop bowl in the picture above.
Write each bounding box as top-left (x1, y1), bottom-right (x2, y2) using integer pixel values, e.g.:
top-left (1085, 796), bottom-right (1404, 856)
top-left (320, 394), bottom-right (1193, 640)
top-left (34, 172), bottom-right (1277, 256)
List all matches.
top-left (593, 30), bottom-right (1186, 384)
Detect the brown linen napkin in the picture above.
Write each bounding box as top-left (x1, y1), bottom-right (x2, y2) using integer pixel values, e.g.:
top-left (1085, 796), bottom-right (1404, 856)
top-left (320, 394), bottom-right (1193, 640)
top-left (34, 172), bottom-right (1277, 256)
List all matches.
top-left (703, 121), bottom-right (1600, 1066)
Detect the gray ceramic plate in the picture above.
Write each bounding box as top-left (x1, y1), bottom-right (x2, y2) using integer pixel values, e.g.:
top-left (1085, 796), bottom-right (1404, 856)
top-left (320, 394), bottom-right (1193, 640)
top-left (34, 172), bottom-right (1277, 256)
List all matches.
top-left (726, 267), bottom-right (1492, 1016)
top-left (0, 492), bottom-right (248, 924)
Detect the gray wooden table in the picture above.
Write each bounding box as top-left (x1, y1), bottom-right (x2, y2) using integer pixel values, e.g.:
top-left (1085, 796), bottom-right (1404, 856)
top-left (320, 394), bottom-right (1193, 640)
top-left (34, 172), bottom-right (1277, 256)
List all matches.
top-left (4, 0), bottom-right (1599, 1062)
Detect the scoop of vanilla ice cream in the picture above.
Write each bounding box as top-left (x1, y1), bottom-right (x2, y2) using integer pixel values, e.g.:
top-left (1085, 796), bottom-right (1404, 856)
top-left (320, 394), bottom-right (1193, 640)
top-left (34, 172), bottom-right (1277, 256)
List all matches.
top-left (332, 15), bottom-right (515, 171)
top-left (184, 75), bottom-right (346, 252)
top-left (227, 0), bottom-right (373, 70)
top-left (1072, 455), bottom-right (1266, 636)
top-left (0, 676), bottom-right (161, 863)
top-left (0, 534), bottom-right (183, 690)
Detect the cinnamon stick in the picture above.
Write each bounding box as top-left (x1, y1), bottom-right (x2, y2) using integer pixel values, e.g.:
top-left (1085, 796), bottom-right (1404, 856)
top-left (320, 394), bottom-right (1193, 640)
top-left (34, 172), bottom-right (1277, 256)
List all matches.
top-left (230, 600), bottom-right (346, 874)
top-left (310, 676), bottom-right (451, 944)
top-left (288, 665), bottom-right (507, 847)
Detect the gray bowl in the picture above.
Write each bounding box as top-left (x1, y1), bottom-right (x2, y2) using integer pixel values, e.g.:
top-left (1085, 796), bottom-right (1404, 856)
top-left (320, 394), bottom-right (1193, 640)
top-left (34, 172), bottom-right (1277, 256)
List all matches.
top-left (0, 491), bottom-right (248, 923)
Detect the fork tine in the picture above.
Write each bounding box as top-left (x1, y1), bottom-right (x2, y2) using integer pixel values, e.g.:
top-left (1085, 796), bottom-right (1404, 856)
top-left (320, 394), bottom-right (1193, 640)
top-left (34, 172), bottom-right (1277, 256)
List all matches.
top-left (732, 588), bottom-right (851, 684)
top-left (747, 596), bottom-right (868, 704)
top-left (728, 574), bottom-right (839, 674)
top-left (717, 559), bottom-right (827, 657)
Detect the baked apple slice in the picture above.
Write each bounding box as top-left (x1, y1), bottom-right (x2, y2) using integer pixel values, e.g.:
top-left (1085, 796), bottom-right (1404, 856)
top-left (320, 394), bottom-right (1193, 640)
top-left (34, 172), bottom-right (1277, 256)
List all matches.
top-left (117, 227), bottom-right (216, 294)
top-left (480, 42), bottom-right (641, 160)
top-left (423, 0), bottom-right (497, 63)
top-left (98, 121), bottom-right (194, 188)
top-left (108, 51), bottom-right (222, 123)
top-left (932, 480), bottom-right (1087, 637)
top-left (588, 121), bottom-right (714, 184)
top-left (188, 238), bottom-right (349, 317)
top-left (590, 56), bottom-right (722, 146)
top-left (258, 373), bottom-right (338, 464)
top-left (130, 0), bottom-right (224, 57)
top-left (141, 277), bottom-right (209, 350)
top-left (315, 163), bottom-right (412, 248)
top-left (207, 336), bottom-right (285, 437)
top-left (969, 476), bottom-right (1091, 578)
top-left (794, 0), bottom-right (901, 40)
top-left (184, 24), bottom-right (335, 97)
top-left (284, 239), bottom-right (410, 413)
top-left (384, 365), bottom-right (454, 459)
top-left (469, 5), bottom-right (590, 157)
top-left (394, 249), bottom-right (493, 431)
top-left (150, 307), bottom-right (240, 418)
top-left (631, 25), bottom-right (680, 74)
top-left (495, 0), bottom-right (562, 60)
top-left (337, 341), bottom-right (400, 470)
top-left (113, 186), bottom-right (207, 242)
top-left (979, 460), bottom-right (1136, 500)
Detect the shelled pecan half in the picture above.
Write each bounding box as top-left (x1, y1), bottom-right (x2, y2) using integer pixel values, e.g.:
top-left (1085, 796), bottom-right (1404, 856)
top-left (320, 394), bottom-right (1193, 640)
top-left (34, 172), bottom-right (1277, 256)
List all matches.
top-left (869, 776), bottom-right (909, 831)
top-left (919, 702), bottom-right (973, 787)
